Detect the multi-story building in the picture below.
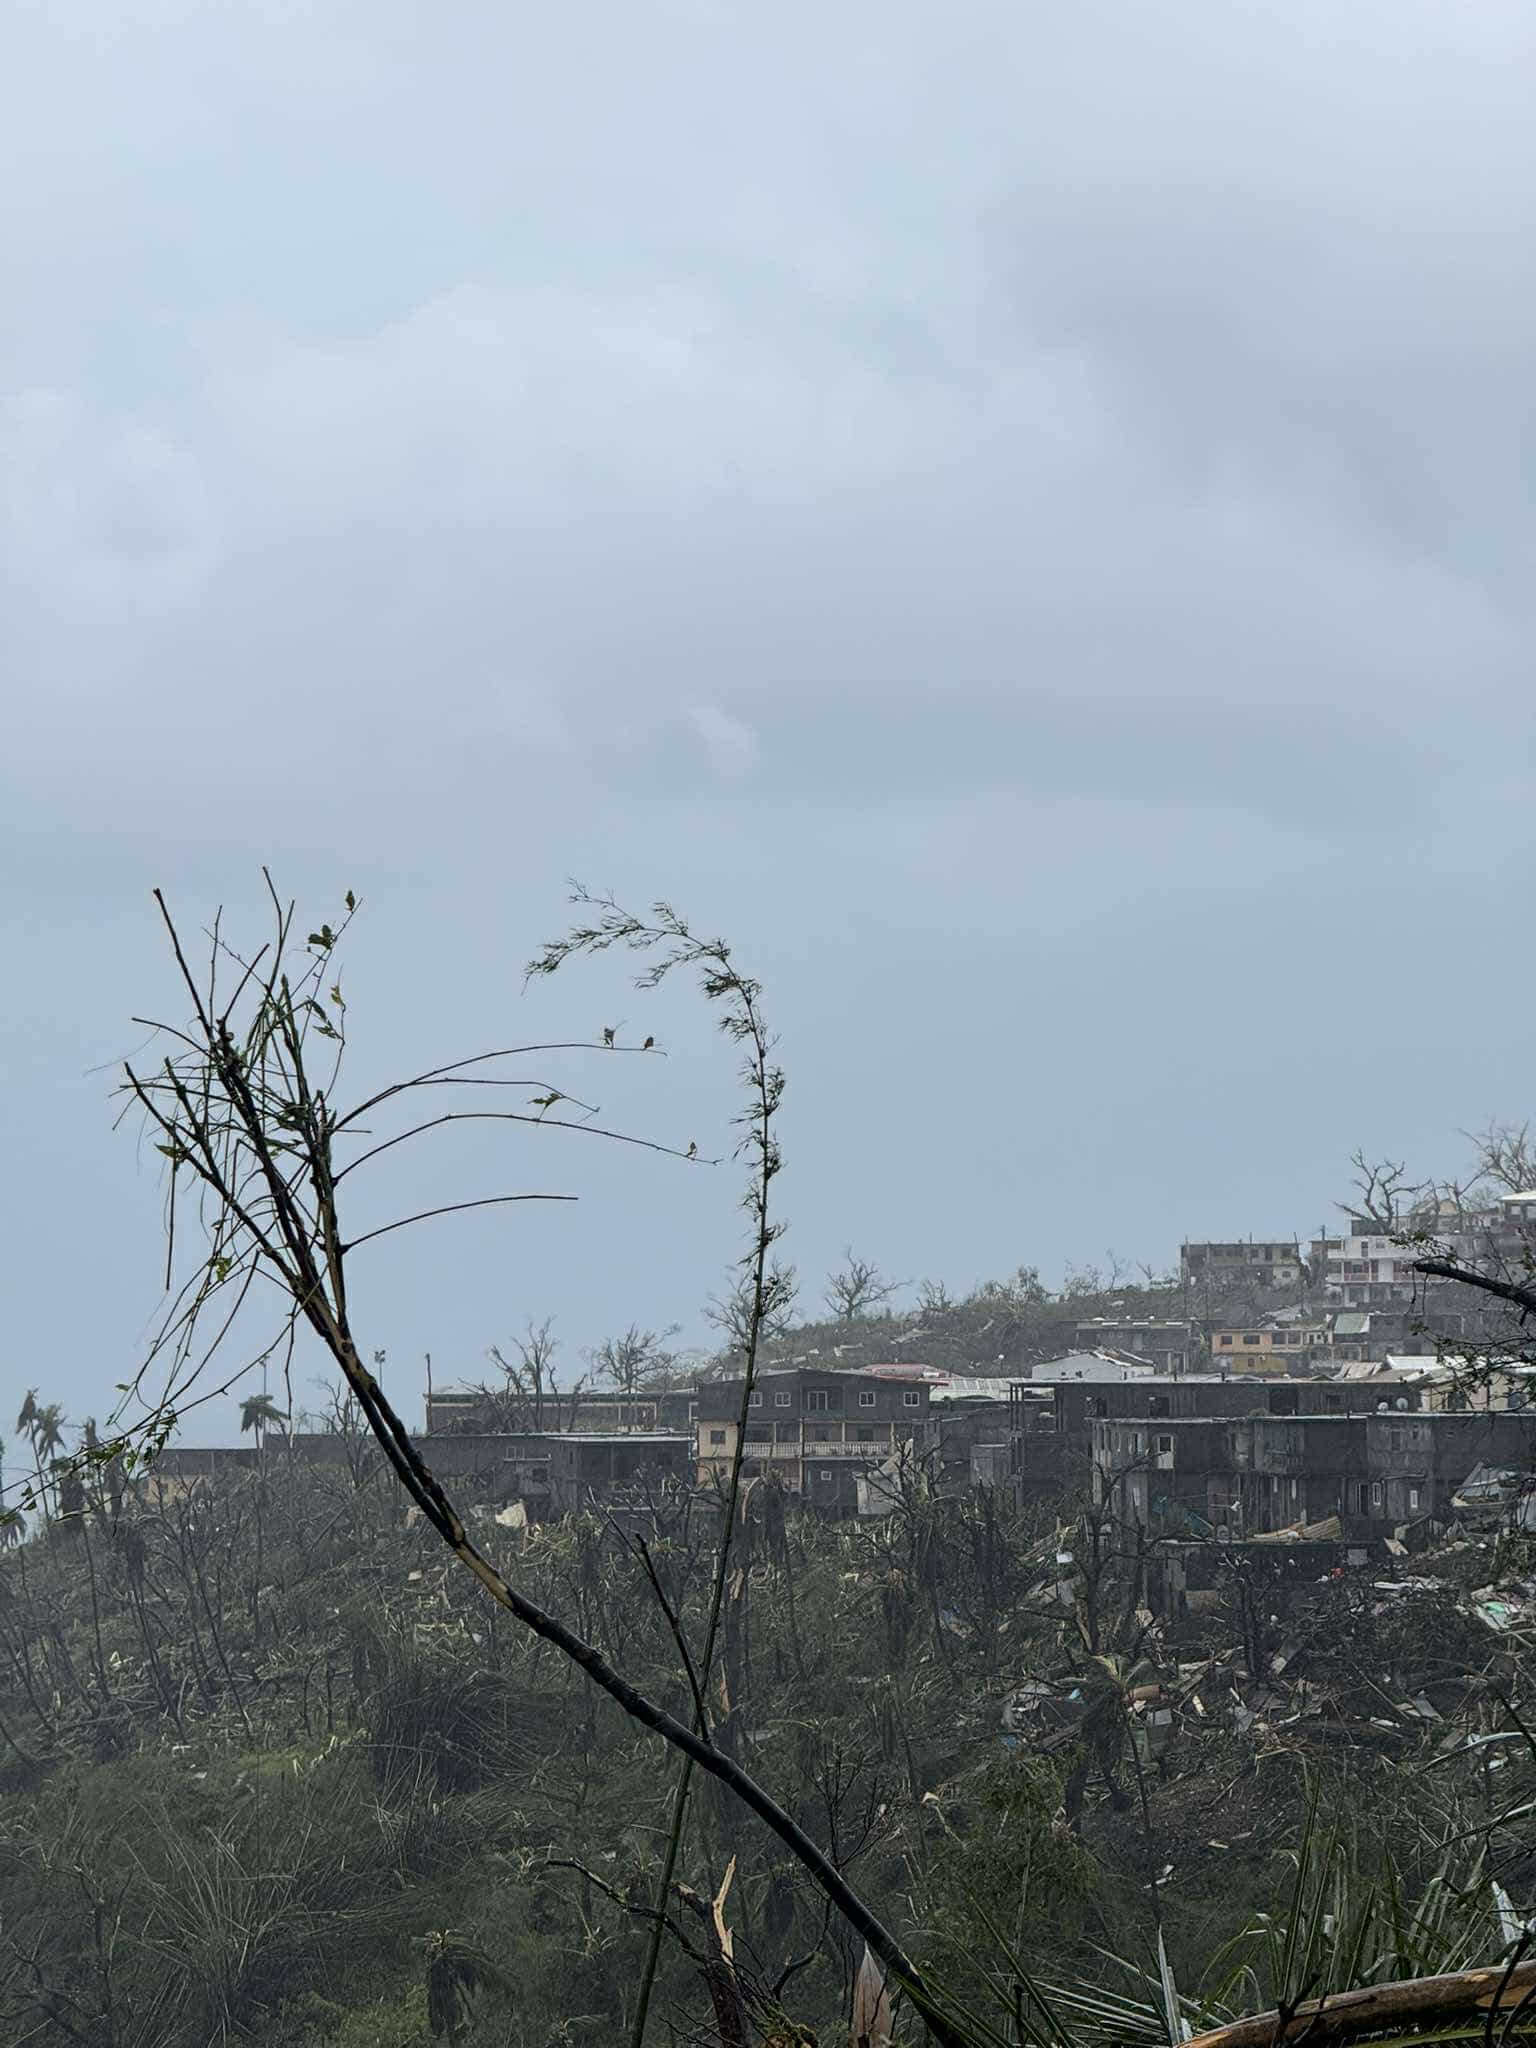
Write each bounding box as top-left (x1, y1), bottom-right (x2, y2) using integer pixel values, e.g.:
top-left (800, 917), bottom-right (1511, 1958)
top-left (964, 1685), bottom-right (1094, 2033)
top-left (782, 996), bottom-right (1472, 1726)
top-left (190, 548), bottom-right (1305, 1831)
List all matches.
top-left (1090, 1409), bottom-right (1536, 1538)
top-left (1006, 1372), bottom-right (1428, 1506)
top-left (1181, 1240), bottom-right (1305, 1290)
top-left (505, 1441), bottom-right (692, 1523)
top-left (693, 1366), bottom-right (932, 1517)
top-left (1071, 1319), bottom-right (1192, 1373)
top-left (1310, 1204), bottom-right (1535, 1309)
top-left (425, 1384), bottom-right (695, 1435)
top-left (144, 1428), bottom-right (691, 1519)
top-left (1207, 1319), bottom-right (1331, 1373)
top-left (1311, 1227), bottom-right (1425, 1306)
top-left (912, 1385), bottom-right (1015, 1492)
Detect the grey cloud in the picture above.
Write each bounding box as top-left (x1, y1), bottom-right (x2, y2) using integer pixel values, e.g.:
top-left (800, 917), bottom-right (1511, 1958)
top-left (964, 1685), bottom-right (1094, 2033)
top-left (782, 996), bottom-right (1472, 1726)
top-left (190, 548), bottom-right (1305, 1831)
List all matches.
top-left (4, 0), bottom-right (1535, 1438)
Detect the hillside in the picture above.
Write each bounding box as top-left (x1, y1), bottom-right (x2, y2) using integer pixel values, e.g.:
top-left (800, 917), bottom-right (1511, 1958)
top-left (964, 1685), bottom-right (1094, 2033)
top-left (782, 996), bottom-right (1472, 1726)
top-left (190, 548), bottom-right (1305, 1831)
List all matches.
top-left (3, 1444), bottom-right (1534, 2045)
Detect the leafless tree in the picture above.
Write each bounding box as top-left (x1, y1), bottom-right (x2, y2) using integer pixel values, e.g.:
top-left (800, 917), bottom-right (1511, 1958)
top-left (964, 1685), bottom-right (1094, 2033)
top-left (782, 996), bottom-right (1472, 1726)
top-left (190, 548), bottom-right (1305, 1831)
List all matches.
top-left (487, 1315), bottom-right (563, 1431)
top-left (1465, 1118), bottom-right (1536, 1196)
top-left (308, 1373), bottom-right (384, 1490)
top-left (588, 1322), bottom-right (682, 1398)
top-left (1338, 1148), bottom-right (1428, 1230)
top-left (705, 1269), bottom-right (798, 1359)
top-left (824, 1249), bottom-right (904, 1321)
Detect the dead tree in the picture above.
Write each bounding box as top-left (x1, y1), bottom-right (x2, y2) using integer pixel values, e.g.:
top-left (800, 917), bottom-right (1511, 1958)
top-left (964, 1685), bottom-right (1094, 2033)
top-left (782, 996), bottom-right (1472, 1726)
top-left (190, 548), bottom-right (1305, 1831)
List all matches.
top-left (824, 1250), bottom-right (904, 1321)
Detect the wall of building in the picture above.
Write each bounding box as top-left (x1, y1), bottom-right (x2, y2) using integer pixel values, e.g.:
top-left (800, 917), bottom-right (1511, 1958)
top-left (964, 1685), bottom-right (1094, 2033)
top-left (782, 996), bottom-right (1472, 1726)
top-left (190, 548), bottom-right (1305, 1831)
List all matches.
top-left (696, 1368), bottom-right (930, 1513)
top-left (1090, 1409), bottom-right (1536, 1538)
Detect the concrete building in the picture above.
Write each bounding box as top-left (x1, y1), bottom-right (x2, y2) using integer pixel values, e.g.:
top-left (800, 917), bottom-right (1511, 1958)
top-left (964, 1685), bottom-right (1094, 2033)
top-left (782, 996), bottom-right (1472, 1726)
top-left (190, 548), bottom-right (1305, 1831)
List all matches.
top-left (412, 1429), bottom-right (690, 1517)
top-left (425, 1384), bottom-right (695, 1435)
top-left (1071, 1319), bottom-right (1191, 1373)
top-left (1312, 1228), bottom-right (1424, 1306)
top-left (1181, 1240), bottom-right (1305, 1290)
top-left (1006, 1373), bottom-right (1427, 1509)
top-left (1208, 1320), bottom-right (1331, 1373)
top-left (693, 1366), bottom-right (932, 1517)
top-left (1090, 1409), bottom-right (1536, 1539)
top-left (1025, 1350), bottom-right (1159, 1383)
top-left (913, 1392), bottom-right (1013, 1492)
top-left (1419, 1361), bottom-right (1536, 1412)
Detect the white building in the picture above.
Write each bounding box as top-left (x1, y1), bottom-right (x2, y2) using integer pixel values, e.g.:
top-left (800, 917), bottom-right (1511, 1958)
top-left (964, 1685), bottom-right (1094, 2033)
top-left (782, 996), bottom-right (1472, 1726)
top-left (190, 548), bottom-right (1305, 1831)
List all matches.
top-left (1025, 1350), bottom-right (1160, 1383)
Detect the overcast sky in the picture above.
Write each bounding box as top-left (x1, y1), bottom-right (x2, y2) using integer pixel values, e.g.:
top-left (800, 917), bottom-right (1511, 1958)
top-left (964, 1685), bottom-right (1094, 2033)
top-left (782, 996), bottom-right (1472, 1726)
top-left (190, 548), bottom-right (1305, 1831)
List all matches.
top-left (5, 1), bottom-right (1535, 1447)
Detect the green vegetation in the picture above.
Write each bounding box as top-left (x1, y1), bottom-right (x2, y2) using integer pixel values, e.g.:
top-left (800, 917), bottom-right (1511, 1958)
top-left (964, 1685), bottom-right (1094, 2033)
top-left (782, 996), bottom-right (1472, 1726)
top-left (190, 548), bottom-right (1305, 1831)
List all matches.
top-left (2, 1452), bottom-right (1534, 2044)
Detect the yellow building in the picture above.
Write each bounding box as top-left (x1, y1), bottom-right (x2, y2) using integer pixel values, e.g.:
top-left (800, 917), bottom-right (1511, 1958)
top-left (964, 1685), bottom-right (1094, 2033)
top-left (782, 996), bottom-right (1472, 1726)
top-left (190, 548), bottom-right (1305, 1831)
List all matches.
top-left (1208, 1323), bottom-right (1329, 1373)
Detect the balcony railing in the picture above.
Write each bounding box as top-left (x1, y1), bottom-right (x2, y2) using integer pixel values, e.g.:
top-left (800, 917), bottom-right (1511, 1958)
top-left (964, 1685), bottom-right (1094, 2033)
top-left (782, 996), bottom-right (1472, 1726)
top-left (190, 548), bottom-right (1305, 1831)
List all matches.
top-left (704, 1440), bottom-right (889, 1461)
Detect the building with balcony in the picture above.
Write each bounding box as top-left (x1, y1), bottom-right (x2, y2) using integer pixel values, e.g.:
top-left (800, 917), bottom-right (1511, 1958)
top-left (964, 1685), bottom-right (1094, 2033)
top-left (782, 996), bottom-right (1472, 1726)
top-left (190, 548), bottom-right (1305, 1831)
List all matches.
top-left (693, 1366), bottom-right (932, 1517)
top-left (1310, 1228), bottom-right (1424, 1306)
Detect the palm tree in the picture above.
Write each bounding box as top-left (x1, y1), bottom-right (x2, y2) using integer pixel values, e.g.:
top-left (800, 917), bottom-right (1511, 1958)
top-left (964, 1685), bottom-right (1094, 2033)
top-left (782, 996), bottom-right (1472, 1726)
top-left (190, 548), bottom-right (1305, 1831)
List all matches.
top-left (239, 1393), bottom-right (288, 1463)
top-left (15, 1390), bottom-right (57, 1526)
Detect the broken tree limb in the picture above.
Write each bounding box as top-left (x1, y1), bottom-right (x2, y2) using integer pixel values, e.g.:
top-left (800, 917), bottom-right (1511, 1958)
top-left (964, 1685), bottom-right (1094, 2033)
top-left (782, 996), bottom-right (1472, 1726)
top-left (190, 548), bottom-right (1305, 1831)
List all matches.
top-left (1182, 1959), bottom-right (1536, 2048)
top-left (1411, 1257), bottom-right (1536, 1318)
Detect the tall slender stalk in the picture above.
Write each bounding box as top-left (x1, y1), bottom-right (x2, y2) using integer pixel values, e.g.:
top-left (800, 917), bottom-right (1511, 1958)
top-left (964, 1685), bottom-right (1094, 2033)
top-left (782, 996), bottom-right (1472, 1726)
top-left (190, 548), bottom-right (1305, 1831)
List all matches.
top-left (527, 898), bottom-right (790, 2048)
top-left (107, 880), bottom-right (969, 2048)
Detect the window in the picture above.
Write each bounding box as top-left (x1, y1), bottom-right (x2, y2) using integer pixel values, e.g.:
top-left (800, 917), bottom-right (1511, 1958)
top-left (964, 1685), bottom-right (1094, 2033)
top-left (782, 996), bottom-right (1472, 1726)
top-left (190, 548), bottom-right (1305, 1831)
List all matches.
top-left (819, 1468), bottom-right (835, 1482)
top-left (805, 1390), bottom-right (831, 1412)
top-left (688, 1402), bottom-right (698, 1421)
top-left (1218, 1334), bottom-right (1234, 1347)
top-left (708, 1429), bottom-right (726, 1447)
top-left (1371, 1481), bottom-right (1383, 1507)
top-left (856, 1426), bottom-right (876, 1441)
top-left (1243, 1335), bottom-right (1260, 1347)
top-left (1408, 1486), bottom-right (1421, 1511)
top-left (775, 1392), bottom-right (792, 1408)
top-left (1155, 1434), bottom-right (1173, 1455)
top-left (903, 1391), bottom-right (921, 1408)
top-left (858, 1390), bottom-right (876, 1408)
top-left (748, 1391), bottom-right (762, 1407)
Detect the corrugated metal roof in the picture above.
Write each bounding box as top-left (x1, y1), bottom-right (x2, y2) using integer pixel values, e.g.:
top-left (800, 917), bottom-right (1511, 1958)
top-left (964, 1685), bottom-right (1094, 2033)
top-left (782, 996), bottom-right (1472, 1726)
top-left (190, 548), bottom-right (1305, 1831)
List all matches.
top-left (929, 1377), bottom-right (1016, 1403)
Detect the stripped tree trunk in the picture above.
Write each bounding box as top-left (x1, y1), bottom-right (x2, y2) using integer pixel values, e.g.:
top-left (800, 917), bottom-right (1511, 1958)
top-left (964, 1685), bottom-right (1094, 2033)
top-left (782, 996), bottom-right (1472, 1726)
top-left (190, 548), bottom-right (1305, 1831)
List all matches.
top-left (1184, 1959), bottom-right (1536, 2048)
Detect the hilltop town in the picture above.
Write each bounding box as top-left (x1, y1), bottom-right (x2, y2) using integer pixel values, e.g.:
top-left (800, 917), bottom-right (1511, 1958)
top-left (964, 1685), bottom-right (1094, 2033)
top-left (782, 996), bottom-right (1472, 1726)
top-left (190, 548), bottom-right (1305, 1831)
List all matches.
top-left (141, 1170), bottom-right (1536, 1613)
